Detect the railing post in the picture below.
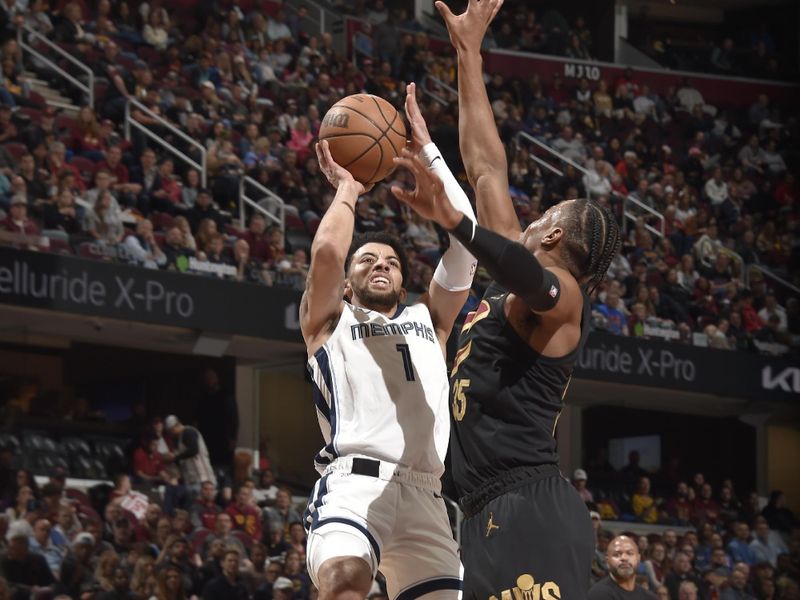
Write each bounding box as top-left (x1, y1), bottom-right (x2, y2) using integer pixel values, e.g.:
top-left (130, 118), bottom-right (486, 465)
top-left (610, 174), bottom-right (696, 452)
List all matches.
top-left (124, 99), bottom-right (130, 141)
top-left (239, 178), bottom-right (245, 229)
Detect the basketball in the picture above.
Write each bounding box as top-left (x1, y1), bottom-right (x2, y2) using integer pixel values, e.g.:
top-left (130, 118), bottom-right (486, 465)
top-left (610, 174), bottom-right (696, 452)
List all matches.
top-left (318, 94), bottom-right (407, 185)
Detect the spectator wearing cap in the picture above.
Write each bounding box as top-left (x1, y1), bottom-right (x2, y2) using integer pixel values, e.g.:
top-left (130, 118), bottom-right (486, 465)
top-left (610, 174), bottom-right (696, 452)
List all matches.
top-left (56, 532), bottom-right (95, 598)
top-left (165, 415), bottom-right (216, 494)
top-left (162, 536), bottom-right (203, 596)
top-left (573, 469), bottom-right (594, 504)
top-left (271, 576), bottom-right (295, 600)
top-left (201, 548), bottom-right (248, 600)
top-left (17, 152), bottom-right (49, 204)
top-left (1, 194), bottom-right (39, 236)
top-left (589, 535), bottom-right (657, 600)
top-left (1, 519), bottom-right (55, 598)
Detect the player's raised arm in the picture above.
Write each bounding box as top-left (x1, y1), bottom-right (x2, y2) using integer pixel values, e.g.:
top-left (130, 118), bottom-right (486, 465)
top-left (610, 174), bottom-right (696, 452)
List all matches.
top-left (402, 83), bottom-right (477, 348)
top-left (300, 141), bottom-right (371, 355)
top-left (436, 0), bottom-right (520, 241)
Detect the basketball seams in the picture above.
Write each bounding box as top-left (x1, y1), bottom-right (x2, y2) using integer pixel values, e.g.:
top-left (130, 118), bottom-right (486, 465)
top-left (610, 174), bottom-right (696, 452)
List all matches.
top-left (371, 95), bottom-right (406, 137)
top-left (320, 95), bottom-right (406, 184)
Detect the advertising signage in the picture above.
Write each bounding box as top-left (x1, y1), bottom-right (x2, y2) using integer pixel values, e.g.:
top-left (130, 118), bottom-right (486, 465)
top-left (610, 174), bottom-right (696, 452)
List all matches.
top-left (577, 332), bottom-right (798, 402)
top-left (0, 248), bottom-right (795, 402)
top-left (0, 247), bottom-right (302, 342)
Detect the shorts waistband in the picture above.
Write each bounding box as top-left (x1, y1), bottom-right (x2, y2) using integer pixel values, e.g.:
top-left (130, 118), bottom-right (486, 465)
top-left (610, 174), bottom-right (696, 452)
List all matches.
top-left (459, 464), bottom-right (562, 518)
top-left (324, 456), bottom-right (442, 494)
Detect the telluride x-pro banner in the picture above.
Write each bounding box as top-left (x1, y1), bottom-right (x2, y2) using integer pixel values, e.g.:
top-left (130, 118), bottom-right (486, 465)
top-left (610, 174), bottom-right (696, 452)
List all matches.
top-left (0, 247), bottom-right (302, 341)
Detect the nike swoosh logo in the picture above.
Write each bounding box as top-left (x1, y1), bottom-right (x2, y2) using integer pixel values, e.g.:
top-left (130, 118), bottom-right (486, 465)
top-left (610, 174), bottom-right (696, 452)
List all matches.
top-left (428, 156), bottom-right (441, 168)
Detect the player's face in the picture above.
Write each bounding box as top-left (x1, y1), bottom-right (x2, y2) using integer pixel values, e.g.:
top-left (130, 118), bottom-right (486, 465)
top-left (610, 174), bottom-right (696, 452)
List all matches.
top-left (347, 242), bottom-right (404, 312)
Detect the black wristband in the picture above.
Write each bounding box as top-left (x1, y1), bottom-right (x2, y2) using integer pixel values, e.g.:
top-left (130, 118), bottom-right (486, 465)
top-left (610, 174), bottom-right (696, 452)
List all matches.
top-left (448, 216), bottom-right (561, 312)
top-left (450, 214), bottom-right (476, 244)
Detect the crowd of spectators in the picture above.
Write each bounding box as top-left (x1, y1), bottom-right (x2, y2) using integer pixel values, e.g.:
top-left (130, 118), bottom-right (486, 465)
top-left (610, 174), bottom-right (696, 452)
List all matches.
top-left (573, 459), bottom-right (800, 600)
top-left (0, 412), bottom-right (341, 600)
top-left (638, 22), bottom-right (797, 82)
top-left (0, 0), bottom-right (794, 359)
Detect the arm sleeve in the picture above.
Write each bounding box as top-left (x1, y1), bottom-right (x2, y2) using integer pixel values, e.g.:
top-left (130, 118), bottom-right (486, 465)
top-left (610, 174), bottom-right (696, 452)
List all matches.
top-left (420, 143), bottom-right (478, 292)
top-left (450, 215), bottom-right (561, 312)
top-left (173, 429), bottom-right (199, 461)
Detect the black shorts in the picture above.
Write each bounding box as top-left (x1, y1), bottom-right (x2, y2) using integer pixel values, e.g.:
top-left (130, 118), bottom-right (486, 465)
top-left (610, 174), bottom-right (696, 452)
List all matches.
top-left (459, 465), bottom-right (594, 599)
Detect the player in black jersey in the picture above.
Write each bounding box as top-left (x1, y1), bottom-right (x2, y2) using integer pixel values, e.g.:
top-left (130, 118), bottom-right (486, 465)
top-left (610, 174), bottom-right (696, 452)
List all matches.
top-left (391, 0), bottom-right (622, 597)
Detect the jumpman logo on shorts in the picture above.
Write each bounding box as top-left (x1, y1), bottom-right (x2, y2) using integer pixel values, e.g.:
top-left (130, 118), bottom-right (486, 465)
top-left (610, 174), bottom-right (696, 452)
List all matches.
top-left (485, 512), bottom-right (500, 537)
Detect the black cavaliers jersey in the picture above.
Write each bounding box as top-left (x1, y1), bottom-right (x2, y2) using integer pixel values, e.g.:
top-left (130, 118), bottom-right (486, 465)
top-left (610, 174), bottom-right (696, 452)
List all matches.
top-left (449, 283), bottom-right (592, 498)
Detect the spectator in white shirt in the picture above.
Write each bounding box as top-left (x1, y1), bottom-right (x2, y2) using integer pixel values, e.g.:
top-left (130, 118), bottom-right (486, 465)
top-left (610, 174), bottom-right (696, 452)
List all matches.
top-left (758, 294), bottom-right (787, 332)
top-left (552, 125), bottom-right (588, 164)
top-left (266, 9), bottom-right (292, 42)
top-left (704, 167), bottom-right (729, 207)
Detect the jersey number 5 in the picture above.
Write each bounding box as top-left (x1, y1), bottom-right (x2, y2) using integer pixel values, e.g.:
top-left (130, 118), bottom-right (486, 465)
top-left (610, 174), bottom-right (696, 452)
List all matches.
top-left (395, 343), bottom-right (415, 381)
top-left (452, 379), bottom-right (470, 421)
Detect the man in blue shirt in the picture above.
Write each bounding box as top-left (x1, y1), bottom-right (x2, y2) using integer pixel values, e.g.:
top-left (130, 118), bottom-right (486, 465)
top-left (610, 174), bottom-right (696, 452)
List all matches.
top-left (727, 522), bottom-right (757, 565)
top-left (598, 291), bottom-right (629, 335)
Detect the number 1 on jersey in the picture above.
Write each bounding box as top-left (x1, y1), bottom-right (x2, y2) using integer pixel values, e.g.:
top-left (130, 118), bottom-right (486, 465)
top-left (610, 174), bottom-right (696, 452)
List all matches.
top-left (395, 343), bottom-right (415, 381)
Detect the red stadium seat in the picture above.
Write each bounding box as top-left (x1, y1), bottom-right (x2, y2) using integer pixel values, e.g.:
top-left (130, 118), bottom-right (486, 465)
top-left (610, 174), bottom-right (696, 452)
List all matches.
top-left (3, 142), bottom-right (27, 162)
top-left (284, 213), bottom-right (305, 231)
top-left (153, 212), bottom-right (175, 231)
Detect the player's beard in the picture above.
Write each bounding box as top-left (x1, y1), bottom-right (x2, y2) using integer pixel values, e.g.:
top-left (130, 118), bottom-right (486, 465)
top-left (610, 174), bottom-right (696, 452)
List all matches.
top-left (353, 281), bottom-right (400, 313)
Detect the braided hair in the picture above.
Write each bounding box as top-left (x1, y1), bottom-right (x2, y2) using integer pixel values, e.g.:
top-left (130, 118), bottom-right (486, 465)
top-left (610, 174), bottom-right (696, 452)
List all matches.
top-left (559, 199), bottom-right (622, 293)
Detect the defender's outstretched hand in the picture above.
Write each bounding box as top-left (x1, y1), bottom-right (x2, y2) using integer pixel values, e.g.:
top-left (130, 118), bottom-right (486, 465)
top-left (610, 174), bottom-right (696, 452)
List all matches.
top-left (315, 140), bottom-right (372, 195)
top-left (391, 149), bottom-right (461, 230)
top-left (435, 0), bottom-right (504, 52)
top-left (405, 82), bottom-right (431, 155)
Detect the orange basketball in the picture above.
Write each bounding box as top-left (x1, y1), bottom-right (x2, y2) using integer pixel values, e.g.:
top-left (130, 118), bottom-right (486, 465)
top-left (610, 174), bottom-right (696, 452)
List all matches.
top-left (318, 94), bottom-right (407, 185)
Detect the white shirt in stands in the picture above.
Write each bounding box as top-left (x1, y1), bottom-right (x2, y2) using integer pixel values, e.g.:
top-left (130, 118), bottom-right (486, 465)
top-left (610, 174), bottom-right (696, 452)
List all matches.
top-left (307, 301), bottom-right (450, 477)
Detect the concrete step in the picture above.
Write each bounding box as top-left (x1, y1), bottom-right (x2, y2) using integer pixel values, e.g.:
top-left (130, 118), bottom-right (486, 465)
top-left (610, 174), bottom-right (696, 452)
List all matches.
top-left (45, 100), bottom-right (80, 114)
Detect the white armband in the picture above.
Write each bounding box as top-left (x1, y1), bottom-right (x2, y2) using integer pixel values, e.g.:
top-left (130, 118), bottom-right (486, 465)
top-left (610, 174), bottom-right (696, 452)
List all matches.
top-left (421, 143), bottom-right (478, 292)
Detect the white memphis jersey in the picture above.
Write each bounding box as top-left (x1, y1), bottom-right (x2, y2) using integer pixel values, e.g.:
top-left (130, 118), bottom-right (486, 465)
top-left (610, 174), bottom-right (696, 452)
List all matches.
top-left (307, 301), bottom-right (450, 477)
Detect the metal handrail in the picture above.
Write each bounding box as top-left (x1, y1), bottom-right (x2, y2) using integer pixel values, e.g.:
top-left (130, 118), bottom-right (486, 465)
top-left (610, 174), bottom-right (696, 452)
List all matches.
top-left (17, 25), bottom-right (94, 107)
top-left (420, 73), bottom-right (457, 107)
top-left (518, 131), bottom-right (589, 177)
top-left (239, 176), bottom-right (286, 232)
top-left (621, 194), bottom-right (666, 239)
top-left (124, 99), bottom-right (207, 186)
top-left (516, 132), bottom-right (665, 238)
top-left (748, 264), bottom-right (800, 296)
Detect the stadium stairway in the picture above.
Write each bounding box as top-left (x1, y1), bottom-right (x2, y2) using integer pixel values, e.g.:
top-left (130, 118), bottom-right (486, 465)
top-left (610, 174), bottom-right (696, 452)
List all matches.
top-left (23, 70), bottom-right (80, 114)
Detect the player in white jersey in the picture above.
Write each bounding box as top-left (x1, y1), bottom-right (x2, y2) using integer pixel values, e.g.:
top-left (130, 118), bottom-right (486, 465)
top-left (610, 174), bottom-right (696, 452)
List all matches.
top-left (301, 84), bottom-right (477, 600)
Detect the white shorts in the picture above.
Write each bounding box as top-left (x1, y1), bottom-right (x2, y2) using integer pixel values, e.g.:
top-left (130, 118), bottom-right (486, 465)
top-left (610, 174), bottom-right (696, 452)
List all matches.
top-left (304, 456), bottom-right (462, 599)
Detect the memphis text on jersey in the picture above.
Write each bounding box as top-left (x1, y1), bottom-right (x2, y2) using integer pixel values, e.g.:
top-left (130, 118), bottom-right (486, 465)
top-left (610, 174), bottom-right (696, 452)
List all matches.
top-left (490, 574), bottom-right (561, 600)
top-left (350, 320), bottom-right (436, 343)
